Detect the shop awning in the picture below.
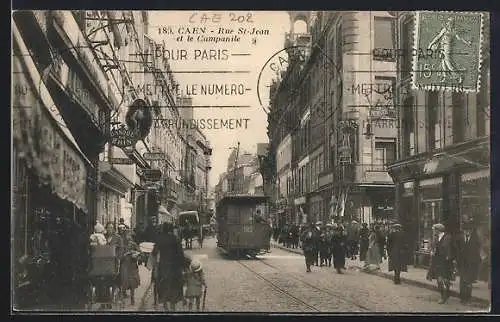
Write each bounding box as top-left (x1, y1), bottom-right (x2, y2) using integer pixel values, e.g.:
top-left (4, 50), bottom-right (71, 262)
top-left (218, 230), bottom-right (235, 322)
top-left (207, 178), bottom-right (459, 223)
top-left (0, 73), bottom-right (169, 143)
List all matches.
top-left (13, 22), bottom-right (90, 212)
top-left (462, 169), bottom-right (490, 182)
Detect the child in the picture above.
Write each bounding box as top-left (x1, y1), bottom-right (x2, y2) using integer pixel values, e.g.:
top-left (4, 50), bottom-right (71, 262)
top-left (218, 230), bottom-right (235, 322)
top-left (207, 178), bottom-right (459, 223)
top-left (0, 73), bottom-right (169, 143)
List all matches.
top-left (90, 222), bottom-right (107, 246)
top-left (183, 259), bottom-right (206, 311)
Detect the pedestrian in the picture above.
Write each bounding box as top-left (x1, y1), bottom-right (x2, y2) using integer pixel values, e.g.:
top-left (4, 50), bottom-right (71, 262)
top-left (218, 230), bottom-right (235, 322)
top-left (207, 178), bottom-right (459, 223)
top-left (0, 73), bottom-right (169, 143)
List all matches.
top-left (301, 224), bottom-right (316, 272)
top-left (183, 259), bottom-right (207, 311)
top-left (120, 230), bottom-right (141, 305)
top-left (426, 223), bottom-right (454, 304)
top-left (331, 224), bottom-right (347, 274)
top-left (312, 223), bottom-right (321, 266)
top-left (347, 220), bottom-right (360, 260)
top-left (359, 223), bottom-right (369, 261)
top-left (456, 220), bottom-right (481, 304)
top-left (319, 231), bottom-right (330, 267)
top-left (152, 222), bottom-right (186, 311)
top-left (387, 223), bottom-right (408, 284)
top-left (364, 226), bottom-right (382, 269)
top-left (375, 225), bottom-right (386, 261)
top-left (105, 222), bottom-right (124, 256)
top-left (119, 218), bottom-right (130, 229)
top-left (90, 222), bottom-right (107, 246)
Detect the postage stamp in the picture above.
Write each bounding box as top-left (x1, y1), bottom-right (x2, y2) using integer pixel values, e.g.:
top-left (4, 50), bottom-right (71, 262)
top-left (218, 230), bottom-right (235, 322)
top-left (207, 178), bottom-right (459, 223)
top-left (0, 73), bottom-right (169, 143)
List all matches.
top-left (412, 11), bottom-right (484, 92)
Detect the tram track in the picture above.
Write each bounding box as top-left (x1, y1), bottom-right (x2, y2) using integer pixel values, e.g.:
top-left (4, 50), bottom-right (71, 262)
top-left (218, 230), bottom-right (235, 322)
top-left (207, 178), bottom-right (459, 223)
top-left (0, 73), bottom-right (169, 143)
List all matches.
top-left (237, 256), bottom-right (371, 312)
top-left (236, 260), bottom-right (321, 312)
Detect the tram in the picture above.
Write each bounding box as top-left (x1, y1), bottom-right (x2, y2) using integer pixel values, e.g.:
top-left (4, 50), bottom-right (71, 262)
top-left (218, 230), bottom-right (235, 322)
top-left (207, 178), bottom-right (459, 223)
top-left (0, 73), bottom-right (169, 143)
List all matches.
top-left (216, 194), bottom-right (271, 258)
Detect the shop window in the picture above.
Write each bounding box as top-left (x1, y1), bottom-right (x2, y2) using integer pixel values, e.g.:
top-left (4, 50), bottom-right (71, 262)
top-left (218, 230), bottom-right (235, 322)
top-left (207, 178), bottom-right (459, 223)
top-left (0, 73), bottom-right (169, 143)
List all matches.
top-left (374, 141), bottom-right (395, 169)
top-left (373, 147), bottom-right (385, 169)
top-left (419, 178), bottom-right (443, 251)
top-left (374, 17), bottom-right (396, 61)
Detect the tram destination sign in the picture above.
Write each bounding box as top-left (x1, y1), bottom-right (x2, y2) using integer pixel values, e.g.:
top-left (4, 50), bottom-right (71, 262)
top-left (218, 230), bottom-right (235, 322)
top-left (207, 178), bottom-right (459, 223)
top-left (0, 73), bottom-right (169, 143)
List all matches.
top-left (143, 152), bottom-right (166, 161)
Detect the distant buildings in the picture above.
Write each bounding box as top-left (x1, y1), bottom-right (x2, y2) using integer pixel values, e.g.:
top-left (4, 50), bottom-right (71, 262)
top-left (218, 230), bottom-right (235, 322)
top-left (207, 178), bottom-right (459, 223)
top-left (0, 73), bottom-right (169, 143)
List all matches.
top-left (267, 11), bottom-right (398, 227)
top-left (214, 145), bottom-right (267, 203)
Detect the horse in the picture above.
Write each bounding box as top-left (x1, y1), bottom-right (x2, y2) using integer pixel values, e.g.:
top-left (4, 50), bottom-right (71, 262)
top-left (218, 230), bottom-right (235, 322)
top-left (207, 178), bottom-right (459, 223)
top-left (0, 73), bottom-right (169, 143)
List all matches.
top-left (179, 225), bottom-right (194, 249)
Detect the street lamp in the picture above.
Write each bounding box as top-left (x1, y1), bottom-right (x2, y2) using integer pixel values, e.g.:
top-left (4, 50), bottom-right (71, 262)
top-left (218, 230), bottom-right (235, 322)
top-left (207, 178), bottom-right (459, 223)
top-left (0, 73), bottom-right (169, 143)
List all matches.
top-left (228, 142), bottom-right (241, 193)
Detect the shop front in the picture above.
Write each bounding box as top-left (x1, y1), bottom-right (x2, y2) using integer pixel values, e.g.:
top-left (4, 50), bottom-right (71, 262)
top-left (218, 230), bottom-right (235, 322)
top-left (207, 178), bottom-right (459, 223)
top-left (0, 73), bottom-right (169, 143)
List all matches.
top-left (98, 161), bottom-right (133, 227)
top-left (388, 138), bottom-right (490, 273)
top-left (13, 26), bottom-right (91, 309)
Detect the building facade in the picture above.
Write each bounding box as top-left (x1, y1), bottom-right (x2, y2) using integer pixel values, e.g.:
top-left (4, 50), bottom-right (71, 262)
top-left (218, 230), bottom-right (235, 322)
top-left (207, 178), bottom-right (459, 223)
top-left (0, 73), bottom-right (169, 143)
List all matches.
top-left (268, 11), bottom-right (398, 228)
top-left (12, 10), bottom-right (115, 308)
top-left (11, 10), bottom-right (210, 308)
top-left (387, 12), bottom-right (490, 275)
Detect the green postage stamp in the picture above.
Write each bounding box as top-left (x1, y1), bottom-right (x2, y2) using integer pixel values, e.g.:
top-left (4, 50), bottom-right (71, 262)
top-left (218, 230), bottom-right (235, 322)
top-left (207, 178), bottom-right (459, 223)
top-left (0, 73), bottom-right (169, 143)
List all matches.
top-left (412, 11), bottom-right (485, 92)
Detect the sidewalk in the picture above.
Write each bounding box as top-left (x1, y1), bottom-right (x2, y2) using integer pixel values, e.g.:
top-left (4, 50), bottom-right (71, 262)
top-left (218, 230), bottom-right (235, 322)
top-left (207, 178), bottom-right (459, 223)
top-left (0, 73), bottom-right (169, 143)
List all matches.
top-left (120, 265), bottom-right (152, 311)
top-left (270, 241), bottom-right (491, 307)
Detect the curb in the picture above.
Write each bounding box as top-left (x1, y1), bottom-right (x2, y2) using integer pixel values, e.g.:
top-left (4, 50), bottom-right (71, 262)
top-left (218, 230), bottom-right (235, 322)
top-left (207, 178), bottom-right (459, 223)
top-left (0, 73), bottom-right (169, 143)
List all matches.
top-left (271, 243), bottom-right (490, 308)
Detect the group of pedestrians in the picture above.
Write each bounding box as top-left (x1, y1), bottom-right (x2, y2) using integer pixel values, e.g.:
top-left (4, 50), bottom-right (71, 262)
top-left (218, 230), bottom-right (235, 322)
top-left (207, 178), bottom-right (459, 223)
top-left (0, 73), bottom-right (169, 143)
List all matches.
top-left (276, 219), bottom-right (484, 306)
top-left (89, 219), bottom-right (141, 308)
top-left (425, 221), bottom-right (483, 305)
top-left (148, 222), bottom-right (207, 312)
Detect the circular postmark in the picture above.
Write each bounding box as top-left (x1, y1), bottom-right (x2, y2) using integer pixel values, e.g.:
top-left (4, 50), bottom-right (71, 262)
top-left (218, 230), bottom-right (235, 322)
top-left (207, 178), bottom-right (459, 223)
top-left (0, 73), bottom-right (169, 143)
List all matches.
top-left (256, 44), bottom-right (342, 126)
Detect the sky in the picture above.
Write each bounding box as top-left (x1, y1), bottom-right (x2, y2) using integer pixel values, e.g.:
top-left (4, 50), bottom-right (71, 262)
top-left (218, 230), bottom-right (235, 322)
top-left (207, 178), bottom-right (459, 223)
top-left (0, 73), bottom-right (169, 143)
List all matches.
top-left (147, 11), bottom-right (295, 187)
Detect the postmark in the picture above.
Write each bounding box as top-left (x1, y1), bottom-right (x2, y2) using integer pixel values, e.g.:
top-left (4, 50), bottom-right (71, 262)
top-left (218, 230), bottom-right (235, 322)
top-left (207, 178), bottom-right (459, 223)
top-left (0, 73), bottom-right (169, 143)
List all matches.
top-left (412, 11), bottom-right (484, 92)
top-left (256, 45), bottom-right (341, 125)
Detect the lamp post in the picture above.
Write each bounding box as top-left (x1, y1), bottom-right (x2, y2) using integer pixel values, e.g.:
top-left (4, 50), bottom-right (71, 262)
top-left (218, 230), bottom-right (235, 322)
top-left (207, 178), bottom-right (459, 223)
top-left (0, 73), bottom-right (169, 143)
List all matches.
top-left (229, 142), bottom-right (240, 193)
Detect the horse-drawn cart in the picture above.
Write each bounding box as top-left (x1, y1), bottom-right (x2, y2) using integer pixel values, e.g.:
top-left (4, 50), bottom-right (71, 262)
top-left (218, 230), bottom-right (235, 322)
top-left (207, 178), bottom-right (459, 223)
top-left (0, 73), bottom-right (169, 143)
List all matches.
top-left (177, 211), bottom-right (203, 249)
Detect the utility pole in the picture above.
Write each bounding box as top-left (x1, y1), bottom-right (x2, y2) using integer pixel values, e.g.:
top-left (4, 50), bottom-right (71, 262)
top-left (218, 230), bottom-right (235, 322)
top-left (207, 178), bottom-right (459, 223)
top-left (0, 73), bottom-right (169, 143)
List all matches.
top-left (232, 142), bottom-right (240, 193)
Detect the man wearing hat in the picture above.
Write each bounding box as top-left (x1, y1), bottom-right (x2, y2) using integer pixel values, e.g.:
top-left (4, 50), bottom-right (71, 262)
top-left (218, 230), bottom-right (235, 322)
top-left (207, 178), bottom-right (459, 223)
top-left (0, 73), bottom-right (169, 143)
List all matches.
top-left (387, 223), bottom-right (408, 284)
top-left (426, 223), bottom-right (454, 304)
top-left (456, 220), bottom-right (481, 304)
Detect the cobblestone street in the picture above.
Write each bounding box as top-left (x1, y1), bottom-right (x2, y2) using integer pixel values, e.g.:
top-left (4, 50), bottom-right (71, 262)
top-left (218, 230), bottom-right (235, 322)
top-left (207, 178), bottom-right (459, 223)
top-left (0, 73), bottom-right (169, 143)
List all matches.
top-left (137, 238), bottom-right (487, 313)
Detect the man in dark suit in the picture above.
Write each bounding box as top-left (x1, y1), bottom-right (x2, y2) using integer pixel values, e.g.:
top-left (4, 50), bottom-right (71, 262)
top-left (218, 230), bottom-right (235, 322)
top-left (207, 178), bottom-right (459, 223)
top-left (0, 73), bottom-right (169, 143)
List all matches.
top-left (387, 223), bottom-right (408, 284)
top-left (427, 223), bottom-right (454, 304)
top-left (456, 221), bottom-right (481, 304)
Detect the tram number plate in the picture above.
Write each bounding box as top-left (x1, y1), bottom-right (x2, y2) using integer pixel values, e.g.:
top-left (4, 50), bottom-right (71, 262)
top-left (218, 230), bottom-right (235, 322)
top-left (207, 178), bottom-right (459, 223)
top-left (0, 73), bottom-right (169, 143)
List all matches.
top-left (243, 225), bottom-right (253, 233)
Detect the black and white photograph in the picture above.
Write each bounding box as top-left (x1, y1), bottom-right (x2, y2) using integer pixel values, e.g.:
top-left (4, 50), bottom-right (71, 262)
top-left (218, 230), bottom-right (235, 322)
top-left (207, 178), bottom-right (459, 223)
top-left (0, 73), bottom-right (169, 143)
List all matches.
top-left (11, 10), bottom-right (491, 313)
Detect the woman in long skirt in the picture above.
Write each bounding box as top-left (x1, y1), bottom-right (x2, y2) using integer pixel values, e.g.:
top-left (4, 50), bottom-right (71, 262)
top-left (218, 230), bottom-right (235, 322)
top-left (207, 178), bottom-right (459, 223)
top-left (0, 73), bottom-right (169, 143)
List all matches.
top-left (152, 223), bottom-right (186, 311)
top-left (332, 225), bottom-right (347, 274)
top-left (364, 228), bottom-right (382, 269)
top-left (120, 231), bottom-right (141, 305)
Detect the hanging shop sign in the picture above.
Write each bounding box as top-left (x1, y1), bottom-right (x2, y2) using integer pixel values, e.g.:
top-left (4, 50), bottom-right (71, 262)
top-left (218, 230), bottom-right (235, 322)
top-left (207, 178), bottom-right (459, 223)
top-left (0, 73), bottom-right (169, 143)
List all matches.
top-left (12, 42), bottom-right (88, 212)
top-left (109, 99), bottom-right (153, 149)
top-left (143, 152), bottom-right (166, 161)
top-left (109, 123), bottom-right (139, 149)
top-left (140, 169), bottom-right (163, 182)
top-left (125, 98), bottom-right (153, 141)
top-left (109, 157), bottom-right (135, 165)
